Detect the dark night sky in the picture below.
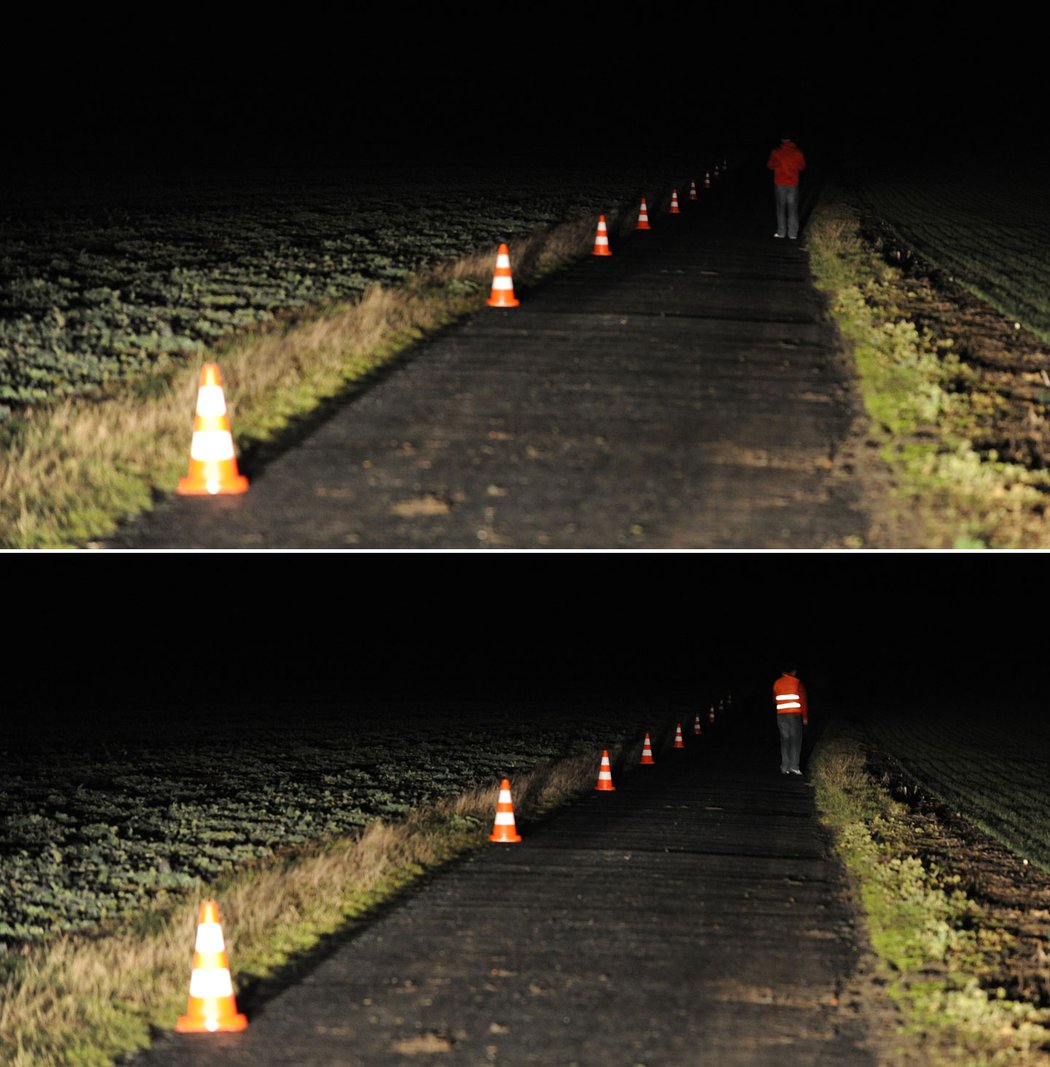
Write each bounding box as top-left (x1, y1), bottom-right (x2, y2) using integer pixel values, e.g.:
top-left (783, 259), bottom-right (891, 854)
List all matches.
top-left (9, 552), bottom-right (1046, 727)
top-left (3, 5), bottom-right (1043, 177)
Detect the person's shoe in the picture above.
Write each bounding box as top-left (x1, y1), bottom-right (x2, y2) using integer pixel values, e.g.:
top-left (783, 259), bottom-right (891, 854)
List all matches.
top-left (774, 232), bottom-right (785, 239)
top-left (790, 768), bottom-right (803, 775)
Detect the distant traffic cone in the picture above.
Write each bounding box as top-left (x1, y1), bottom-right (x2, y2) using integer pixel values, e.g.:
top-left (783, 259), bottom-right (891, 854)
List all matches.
top-left (689, 179), bottom-right (698, 201)
top-left (592, 215), bottom-right (612, 256)
top-left (674, 723), bottom-right (685, 748)
top-left (708, 705), bottom-right (716, 725)
top-left (176, 900), bottom-right (248, 1033)
top-left (486, 244), bottom-right (520, 308)
top-left (489, 778), bottom-right (522, 842)
top-left (177, 364), bottom-right (249, 496)
top-left (693, 713), bottom-right (703, 736)
top-left (640, 732), bottom-right (656, 765)
top-left (704, 172), bottom-right (712, 190)
top-left (636, 198), bottom-right (652, 230)
top-left (595, 750), bottom-right (616, 791)
top-left (670, 189), bottom-right (681, 214)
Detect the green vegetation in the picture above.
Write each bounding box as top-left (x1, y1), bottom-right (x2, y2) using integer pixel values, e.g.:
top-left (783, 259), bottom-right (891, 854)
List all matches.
top-left (0, 704), bottom-right (661, 1066)
top-left (806, 193), bottom-right (1050, 548)
top-left (812, 722), bottom-right (1050, 1066)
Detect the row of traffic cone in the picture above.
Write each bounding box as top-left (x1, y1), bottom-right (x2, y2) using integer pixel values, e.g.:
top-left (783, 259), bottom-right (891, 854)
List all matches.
top-left (174, 715), bottom-right (717, 1036)
top-left (170, 166), bottom-right (731, 497)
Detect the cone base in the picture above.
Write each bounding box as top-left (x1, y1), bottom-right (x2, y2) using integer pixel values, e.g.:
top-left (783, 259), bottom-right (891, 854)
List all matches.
top-left (177, 471), bottom-right (249, 496)
top-left (176, 1010), bottom-right (248, 1033)
top-left (486, 296), bottom-right (520, 308)
top-left (592, 247), bottom-right (612, 256)
top-left (595, 782), bottom-right (616, 791)
top-left (640, 757), bottom-right (656, 765)
top-left (489, 830), bottom-right (522, 842)
top-left (636, 223), bottom-right (651, 231)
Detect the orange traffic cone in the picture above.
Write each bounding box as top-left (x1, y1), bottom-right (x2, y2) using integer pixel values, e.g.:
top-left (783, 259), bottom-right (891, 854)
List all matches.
top-left (486, 244), bottom-right (520, 308)
top-left (708, 705), bottom-right (716, 725)
top-left (595, 750), bottom-right (616, 791)
top-left (177, 364), bottom-right (249, 496)
top-left (640, 732), bottom-right (656, 765)
top-left (489, 778), bottom-right (522, 842)
top-left (693, 713), bottom-right (703, 736)
top-left (592, 215), bottom-right (612, 256)
top-left (176, 900), bottom-right (248, 1033)
top-left (670, 189), bottom-right (681, 215)
top-left (674, 723), bottom-right (685, 748)
top-left (704, 172), bottom-right (712, 190)
top-left (689, 179), bottom-right (698, 201)
top-left (636, 198), bottom-right (652, 230)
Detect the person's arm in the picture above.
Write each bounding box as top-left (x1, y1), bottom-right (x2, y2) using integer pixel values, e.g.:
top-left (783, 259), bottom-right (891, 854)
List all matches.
top-left (799, 679), bottom-right (809, 726)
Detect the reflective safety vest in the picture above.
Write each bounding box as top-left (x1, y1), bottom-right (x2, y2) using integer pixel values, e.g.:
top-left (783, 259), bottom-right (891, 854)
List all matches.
top-left (773, 673), bottom-right (808, 725)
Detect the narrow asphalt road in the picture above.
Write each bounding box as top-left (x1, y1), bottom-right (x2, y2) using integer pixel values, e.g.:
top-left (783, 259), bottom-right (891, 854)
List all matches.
top-left (134, 715), bottom-right (880, 1066)
top-left (105, 167), bottom-right (869, 549)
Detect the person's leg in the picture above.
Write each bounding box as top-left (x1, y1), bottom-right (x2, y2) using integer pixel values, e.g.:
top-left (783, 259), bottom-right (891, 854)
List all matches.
top-left (787, 186), bottom-right (800, 239)
top-left (774, 186), bottom-right (787, 237)
top-left (777, 714), bottom-right (792, 772)
top-left (788, 715), bottom-right (803, 772)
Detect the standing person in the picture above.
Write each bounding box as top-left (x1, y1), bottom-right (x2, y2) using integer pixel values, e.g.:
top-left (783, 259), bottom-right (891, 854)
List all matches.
top-left (767, 133), bottom-right (806, 240)
top-left (773, 664), bottom-right (808, 775)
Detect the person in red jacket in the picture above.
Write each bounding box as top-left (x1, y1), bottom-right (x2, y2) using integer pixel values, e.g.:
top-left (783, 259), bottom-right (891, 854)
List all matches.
top-left (773, 664), bottom-right (808, 774)
top-left (767, 134), bottom-right (806, 240)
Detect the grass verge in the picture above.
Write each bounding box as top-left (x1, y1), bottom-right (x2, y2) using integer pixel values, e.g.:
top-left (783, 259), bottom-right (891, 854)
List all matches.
top-left (811, 721), bottom-right (1050, 1066)
top-left (806, 192), bottom-right (1050, 548)
top-left (0, 741), bottom-right (629, 1066)
top-left (0, 210), bottom-right (624, 550)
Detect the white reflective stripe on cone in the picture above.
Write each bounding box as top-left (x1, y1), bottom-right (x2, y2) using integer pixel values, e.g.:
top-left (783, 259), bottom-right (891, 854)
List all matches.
top-left (195, 385), bottom-right (228, 418)
top-left (189, 967), bottom-right (234, 999)
top-left (194, 922), bottom-right (225, 954)
top-left (491, 277), bottom-right (514, 290)
top-left (493, 812), bottom-right (516, 825)
top-left (190, 431), bottom-right (236, 462)
top-left (778, 702), bottom-right (802, 710)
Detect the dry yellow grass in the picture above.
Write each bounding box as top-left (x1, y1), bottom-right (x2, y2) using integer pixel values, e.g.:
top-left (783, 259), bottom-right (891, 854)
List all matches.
top-left (0, 212), bottom-right (613, 550)
top-left (0, 744), bottom-right (621, 1066)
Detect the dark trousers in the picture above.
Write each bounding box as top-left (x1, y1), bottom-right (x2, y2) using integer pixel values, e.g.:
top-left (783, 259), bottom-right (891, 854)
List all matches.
top-left (777, 713), bottom-right (803, 772)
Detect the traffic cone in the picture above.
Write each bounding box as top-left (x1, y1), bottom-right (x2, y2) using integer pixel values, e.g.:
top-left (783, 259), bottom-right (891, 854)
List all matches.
top-left (693, 713), bottom-right (703, 736)
top-left (595, 750), bottom-right (616, 791)
top-left (486, 244), bottom-right (520, 308)
top-left (636, 198), bottom-right (652, 230)
top-left (592, 215), bottom-right (612, 256)
top-left (177, 364), bottom-right (249, 496)
top-left (489, 778), bottom-right (522, 842)
top-left (670, 189), bottom-right (681, 215)
top-left (176, 900), bottom-right (248, 1033)
top-left (674, 723), bottom-right (685, 748)
top-left (708, 705), bottom-right (716, 725)
top-left (704, 172), bottom-right (711, 190)
top-left (640, 732), bottom-right (656, 765)
top-left (689, 179), bottom-right (698, 201)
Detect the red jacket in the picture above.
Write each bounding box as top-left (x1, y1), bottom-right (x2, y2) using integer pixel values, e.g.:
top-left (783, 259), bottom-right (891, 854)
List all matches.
top-left (773, 673), bottom-right (808, 725)
top-left (767, 141), bottom-right (806, 186)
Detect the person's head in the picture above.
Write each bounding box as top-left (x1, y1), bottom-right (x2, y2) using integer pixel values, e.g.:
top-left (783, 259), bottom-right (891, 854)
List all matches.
top-left (782, 664), bottom-right (797, 676)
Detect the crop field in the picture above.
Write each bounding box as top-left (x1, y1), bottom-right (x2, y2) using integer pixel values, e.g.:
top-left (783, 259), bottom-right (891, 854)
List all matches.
top-left (853, 164), bottom-right (1050, 345)
top-left (854, 702), bottom-right (1050, 872)
top-left (0, 702), bottom-right (658, 947)
top-left (0, 165), bottom-right (670, 413)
